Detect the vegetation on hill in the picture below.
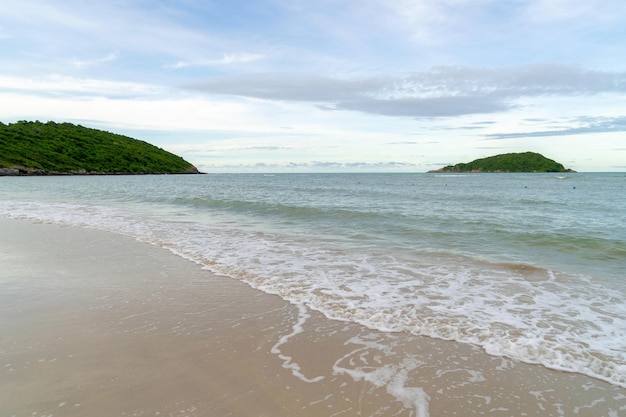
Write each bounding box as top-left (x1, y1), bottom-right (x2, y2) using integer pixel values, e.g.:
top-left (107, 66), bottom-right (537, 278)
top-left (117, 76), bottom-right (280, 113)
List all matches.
top-left (0, 121), bottom-right (199, 175)
top-left (431, 152), bottom-right (574, 173)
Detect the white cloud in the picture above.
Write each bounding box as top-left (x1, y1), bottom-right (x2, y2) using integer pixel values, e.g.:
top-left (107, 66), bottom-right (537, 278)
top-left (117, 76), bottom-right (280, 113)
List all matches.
top-left (524, 0), bottom-right (626, 23)
top-left (170, 52), bottom-right (265, 69)
top-left (221, 52), bottom-right (265, 65)
top-left (0, 0), bottom-right (94, 30)
top-left (72, 52), bottom-right (119, 69)
top-left (2, 0), bottom-right (626, 171)
top-left (0, 74), bottom-right (160, 98)
top-left (383, 0), bottom-right (450, 44)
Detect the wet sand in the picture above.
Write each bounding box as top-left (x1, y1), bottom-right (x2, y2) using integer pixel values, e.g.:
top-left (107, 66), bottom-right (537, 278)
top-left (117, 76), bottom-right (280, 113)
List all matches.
top-left (1, 218), bottom-right (624, 417)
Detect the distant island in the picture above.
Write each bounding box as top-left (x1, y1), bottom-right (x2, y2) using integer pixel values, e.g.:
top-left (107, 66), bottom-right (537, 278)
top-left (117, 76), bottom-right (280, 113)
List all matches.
top-left (0, 121), bottom-right (200, 176)
top-left (429, 152), bottom-right (575, 173)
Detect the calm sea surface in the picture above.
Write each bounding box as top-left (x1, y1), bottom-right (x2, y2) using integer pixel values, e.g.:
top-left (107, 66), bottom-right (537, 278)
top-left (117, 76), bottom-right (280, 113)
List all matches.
top-left (1, 172), bottom-right (625, 387)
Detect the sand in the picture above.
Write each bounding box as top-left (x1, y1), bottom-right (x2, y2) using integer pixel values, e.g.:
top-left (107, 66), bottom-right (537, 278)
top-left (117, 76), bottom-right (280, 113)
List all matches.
top-left (1, 218), bottom-right (624, 417)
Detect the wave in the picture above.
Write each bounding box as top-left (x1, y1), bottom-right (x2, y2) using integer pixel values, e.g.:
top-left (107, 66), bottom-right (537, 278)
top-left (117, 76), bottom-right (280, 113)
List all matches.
top-left (2, 200), bottom-right (625, 388)
top-left (1, 173), bottom-right (624, 389)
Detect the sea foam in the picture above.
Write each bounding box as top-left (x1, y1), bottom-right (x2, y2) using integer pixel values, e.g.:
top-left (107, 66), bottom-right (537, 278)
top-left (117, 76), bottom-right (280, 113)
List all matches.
top-left (1, 173), bottom-right (625, 390)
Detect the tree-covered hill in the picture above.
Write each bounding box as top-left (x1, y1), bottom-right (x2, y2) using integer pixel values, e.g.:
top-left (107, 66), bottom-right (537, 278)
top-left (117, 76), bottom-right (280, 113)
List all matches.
top-left (430, 152), bottom-right (574, 173)
top-left (0, 121), bottom-right (199, 175)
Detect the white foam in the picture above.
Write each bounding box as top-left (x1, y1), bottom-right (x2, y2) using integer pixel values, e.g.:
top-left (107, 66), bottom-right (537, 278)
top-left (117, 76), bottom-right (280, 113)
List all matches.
top-left (333, 336), bottom-right (430, 416)
top-left (2, 199), bottom-right (626, 388)
top-left (387, 360), bottom-right (430, 417)
top-left (270, 303), bottom-right (324, 383)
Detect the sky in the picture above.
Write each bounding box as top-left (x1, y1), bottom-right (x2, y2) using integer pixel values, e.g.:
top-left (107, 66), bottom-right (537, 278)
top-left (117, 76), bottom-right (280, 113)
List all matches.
top-left (1, 0), bottom-right (626, 172)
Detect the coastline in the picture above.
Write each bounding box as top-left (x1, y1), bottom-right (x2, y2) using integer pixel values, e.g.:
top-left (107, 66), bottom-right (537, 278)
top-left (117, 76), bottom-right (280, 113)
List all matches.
top-left (1, 218), bottom-right (624, 417)
top-left (0, 168), bottom-right (203, 176)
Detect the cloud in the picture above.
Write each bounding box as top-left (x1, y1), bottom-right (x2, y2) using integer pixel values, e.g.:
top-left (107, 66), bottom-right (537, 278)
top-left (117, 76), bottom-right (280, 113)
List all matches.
top-left (388, 141), bottom-right (420, 145)
top-left (198, 160), bottom-right (422, 172)
top-left (186, 73), bottom-right (386, 101)
top-left (0, 74), bottom-right (161, 98)
top-left (170, 52), bottom-right (265, 69)
top-left (72, 52), bottom-right (119, 69)
top-left (0, 0), bottom-right (94, 31)
top-left (524, 0), bottom-right (626, 23)
top-left (0, 0), bottom-right (224, 71)
top-left (333, 96), bottom-right (513, 117)
top-left (186, 64), bottom-right (626, 118)
top-left (220, 145), bottom-right (288, 152)
top-left (486, 116), bottom-right (626, 139)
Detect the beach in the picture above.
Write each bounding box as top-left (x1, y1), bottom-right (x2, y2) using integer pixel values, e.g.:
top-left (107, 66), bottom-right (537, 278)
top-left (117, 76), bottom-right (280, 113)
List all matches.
top-left (1, 218), bottom-right (625, 417)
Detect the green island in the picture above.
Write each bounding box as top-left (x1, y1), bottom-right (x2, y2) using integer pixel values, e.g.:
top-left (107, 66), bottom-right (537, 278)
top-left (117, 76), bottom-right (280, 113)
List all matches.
top-left (0, 121), bottom-right (200, 175)
top-left (429, 152), bottom-right (575, 173)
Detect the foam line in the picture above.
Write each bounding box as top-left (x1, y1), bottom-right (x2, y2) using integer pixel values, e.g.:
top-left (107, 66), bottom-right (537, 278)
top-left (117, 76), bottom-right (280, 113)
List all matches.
top-left (333, 337), bottom-right (430, 416)
top-left (270, 303), bottom-right (324, 383)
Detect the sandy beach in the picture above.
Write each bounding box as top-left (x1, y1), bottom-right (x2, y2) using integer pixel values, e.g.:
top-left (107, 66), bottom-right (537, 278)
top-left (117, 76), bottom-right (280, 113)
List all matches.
top-left (1, 218), bottom-right (624, 417)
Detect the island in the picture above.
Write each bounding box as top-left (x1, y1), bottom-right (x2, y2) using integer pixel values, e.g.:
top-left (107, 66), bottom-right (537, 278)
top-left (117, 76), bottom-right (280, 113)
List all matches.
top-left (428, 152), bottom-right (575, 173)
top-left (0, 121), bottom-right (200, 175)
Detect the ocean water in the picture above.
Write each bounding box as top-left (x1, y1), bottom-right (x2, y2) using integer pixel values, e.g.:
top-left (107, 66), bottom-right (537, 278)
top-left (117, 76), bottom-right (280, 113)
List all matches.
top-left (1, 172), bottom-right (625, 389)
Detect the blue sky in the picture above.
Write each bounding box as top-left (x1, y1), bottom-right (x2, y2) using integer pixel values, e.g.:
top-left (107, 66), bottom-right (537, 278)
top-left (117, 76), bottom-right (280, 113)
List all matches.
top-left (1, 0), bottom-right (626, 172)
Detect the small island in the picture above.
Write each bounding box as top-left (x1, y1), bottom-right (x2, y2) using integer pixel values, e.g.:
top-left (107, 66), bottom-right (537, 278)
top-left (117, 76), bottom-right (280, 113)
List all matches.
top-left (0, 121), bottom-right (200, 175)
top-left (429, 152), bottom-right (575, 173)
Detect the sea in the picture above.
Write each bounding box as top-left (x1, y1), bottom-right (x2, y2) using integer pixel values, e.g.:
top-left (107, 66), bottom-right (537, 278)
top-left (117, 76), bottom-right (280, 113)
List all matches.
top-left (1, 172), bottom-right (625, 389)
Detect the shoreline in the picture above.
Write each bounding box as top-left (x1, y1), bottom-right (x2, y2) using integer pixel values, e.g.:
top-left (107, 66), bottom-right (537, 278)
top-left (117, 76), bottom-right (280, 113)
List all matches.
top-left (0, 168), bottom-right (204, 176)
top-left (1, 218), bottom-right (624, 416)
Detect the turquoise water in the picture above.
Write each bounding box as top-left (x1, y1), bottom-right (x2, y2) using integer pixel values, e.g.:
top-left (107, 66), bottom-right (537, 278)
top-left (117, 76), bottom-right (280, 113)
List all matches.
top-left (1, 172), bottom-right (625, 387)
